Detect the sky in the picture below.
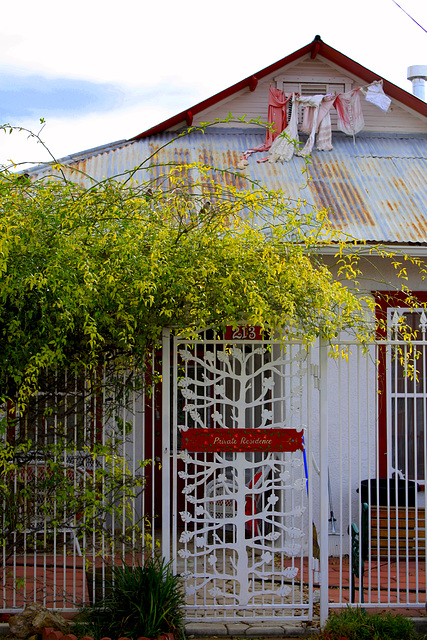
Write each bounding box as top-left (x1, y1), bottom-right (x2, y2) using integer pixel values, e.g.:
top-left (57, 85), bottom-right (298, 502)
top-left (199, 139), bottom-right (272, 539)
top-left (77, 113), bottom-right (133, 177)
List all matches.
top-left (0, 0), bottom-right (426, 170)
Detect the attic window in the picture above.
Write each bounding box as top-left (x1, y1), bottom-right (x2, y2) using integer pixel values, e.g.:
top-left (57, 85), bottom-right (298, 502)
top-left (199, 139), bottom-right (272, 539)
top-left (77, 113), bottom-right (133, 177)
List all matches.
top-left (283, 81), bottom-right (346, 96)
top-left (300, 83), bottom-right (328, 94)
top-left (275, 75), bottom-right (352, 97)
top-left (276, 77), bottom-right (352, 127)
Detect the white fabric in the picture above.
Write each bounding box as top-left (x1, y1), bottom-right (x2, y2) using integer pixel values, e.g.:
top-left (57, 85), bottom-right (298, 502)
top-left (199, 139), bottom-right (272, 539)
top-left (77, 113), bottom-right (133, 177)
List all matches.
top-left (316, 94), bottom-right (335, 151)
top-left (334, 89), bottom-right (365, 137)
top-left (362, 81), bottom-right (391, 113)
top-left (297, 95), bottom-right (323, 156)
top-left (268, 94), bottom-right (299, 163)
top-left (299, 94), bottom-right (334, 154)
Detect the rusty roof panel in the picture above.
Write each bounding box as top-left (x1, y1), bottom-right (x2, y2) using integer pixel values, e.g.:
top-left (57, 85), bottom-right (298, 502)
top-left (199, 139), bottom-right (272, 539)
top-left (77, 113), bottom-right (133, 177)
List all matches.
top-left (29, 129), bottom-right (427, 245)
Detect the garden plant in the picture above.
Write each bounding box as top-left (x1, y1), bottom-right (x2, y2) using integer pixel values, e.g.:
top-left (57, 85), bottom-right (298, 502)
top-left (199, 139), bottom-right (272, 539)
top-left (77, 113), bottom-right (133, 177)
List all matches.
top-left (75, 556), bottom-right (186, 640)
top-left (322, 606), bottom-right (421, 640)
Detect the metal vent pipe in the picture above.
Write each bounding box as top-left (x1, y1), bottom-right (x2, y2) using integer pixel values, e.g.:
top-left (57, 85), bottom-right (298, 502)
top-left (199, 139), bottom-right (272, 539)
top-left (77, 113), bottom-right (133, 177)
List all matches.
top-left (407, 65), bottom-right (427, 101)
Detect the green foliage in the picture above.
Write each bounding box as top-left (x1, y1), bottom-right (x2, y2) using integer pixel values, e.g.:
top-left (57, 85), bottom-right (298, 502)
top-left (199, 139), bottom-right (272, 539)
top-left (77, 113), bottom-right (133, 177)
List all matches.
top-left (76, 557), bottom-right (186, 640)
top-left (0, 121), bottom-right (414, 409)
top-left (323, 606), bottom-right (419, 640)
top-left (0, 364), bottom-right (152, 556)
top-left (0, 119), bottom-right (424, 567)
top-left (0, 436), bottom-right (150, 555)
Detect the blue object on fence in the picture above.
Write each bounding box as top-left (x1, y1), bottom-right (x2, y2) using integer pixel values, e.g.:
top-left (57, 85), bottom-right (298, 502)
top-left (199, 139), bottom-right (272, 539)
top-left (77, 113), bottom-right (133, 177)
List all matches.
top-left (303, 435), bottom-right (309, 495)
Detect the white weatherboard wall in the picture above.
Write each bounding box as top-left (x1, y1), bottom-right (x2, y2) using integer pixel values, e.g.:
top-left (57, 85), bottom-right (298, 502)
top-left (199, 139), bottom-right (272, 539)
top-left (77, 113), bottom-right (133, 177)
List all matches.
top-left (192, 55), bottom-right (427, 134)
top-left (324, 343), bottom-right (378, 556)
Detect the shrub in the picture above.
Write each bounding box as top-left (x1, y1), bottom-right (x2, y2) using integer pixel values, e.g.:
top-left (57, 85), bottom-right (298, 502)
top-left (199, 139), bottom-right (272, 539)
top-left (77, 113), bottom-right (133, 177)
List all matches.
top-left (323, 606), bottom-right (418, 640)
top-left (76, 557), bottom-right (185, 640)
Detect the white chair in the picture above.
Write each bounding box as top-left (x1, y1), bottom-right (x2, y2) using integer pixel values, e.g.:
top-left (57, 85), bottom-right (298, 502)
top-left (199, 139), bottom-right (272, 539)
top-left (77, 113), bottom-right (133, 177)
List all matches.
top-left (205, 467), bottom-right (269, 535)
top-left (205, 477), bottom-right (237, 523)
top-left (11, 462), bottom-right (87, 555)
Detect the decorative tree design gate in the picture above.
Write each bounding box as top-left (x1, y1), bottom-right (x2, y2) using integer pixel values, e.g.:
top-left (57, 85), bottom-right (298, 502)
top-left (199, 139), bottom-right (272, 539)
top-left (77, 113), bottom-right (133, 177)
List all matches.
top-left (163, 329), bottom-right (315, 621)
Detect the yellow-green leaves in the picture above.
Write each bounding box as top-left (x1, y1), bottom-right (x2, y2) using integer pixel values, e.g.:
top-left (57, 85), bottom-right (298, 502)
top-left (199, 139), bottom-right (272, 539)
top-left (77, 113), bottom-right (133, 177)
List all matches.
top-left (0, 126), bottom-right (424, 408)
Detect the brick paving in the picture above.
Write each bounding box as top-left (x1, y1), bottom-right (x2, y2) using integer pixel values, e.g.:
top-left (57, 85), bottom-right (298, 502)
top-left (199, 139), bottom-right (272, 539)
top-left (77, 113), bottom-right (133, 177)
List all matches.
top-left (1, 555), bottom-right (426, 637)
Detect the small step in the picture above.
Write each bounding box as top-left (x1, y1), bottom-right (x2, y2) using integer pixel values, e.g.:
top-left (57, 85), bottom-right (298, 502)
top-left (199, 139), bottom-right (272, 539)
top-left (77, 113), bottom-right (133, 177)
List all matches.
top-left (370, 506), bottom-right (426, 558)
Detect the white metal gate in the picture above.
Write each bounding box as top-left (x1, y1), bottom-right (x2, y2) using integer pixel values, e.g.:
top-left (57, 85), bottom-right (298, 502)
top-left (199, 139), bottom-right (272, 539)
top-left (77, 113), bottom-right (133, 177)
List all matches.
top-left (163, 326), bottom-right (427, 624)
top-left (163, 328), bottom-right (315, 622)
top-left (324, 333), bottom-right (427, 617)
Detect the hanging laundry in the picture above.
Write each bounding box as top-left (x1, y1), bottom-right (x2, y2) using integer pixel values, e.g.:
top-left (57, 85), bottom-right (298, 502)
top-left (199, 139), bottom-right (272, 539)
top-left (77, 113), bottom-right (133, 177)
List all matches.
top-left (242, 87), bottom-right (291, 160)
top-left (243, 79), bottom-right (390, 164)
top-left (298, 94), bottom-right (324, 155)
top-left (265, 87), bottom-right (291, 145)
top-left (333, 88), bottom-right (364, 138)
top-left (315, 94), bottom-right (335, 151)
top-left (361, 80), bottom-right (391, 113)
top-left (268, 94), bottom-right (299, 163)
top-left (300, 96), bottom-right (320, 134)
top-left (297, 94), bottom-right (334, 155)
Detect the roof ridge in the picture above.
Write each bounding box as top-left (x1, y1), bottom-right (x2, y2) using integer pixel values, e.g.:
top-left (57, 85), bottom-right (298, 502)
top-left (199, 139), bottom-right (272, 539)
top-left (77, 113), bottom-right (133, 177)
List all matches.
top-left (130, 36), bottom-right (427, 141)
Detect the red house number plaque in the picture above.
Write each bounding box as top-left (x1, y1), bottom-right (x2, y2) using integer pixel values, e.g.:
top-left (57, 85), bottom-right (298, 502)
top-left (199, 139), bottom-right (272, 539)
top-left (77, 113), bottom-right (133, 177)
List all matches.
top-left (181, 428), bottom-right (303, 453)
top-left (224, 325), bottom-right (263, 340)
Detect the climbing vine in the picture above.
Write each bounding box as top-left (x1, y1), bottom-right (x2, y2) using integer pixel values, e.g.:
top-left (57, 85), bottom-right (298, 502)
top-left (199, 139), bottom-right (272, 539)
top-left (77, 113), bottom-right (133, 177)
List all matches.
top-left (2, 121), bottom-right (420, 409)
top-left (0, 120), bottom-right (425, 575)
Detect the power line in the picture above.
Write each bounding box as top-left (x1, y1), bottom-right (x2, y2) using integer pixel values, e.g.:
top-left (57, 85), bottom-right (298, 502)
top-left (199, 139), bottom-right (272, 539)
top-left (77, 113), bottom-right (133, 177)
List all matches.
top-left (391, 0), bottom-right (427, 35)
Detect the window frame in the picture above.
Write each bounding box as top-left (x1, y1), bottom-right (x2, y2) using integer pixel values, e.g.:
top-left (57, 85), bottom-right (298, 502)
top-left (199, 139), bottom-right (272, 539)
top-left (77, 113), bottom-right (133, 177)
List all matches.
top-left (6, 368), bottom-right (103, 465)
top-left (375, 291), bottom-right (427, 483)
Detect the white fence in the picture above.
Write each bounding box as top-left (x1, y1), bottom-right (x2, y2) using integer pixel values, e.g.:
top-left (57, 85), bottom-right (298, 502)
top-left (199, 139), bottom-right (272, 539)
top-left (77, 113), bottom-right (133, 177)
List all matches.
top-left (0, 358), bottom-right (162, 612)
top-left (322, 336), bottom-right (426, 618)
top-left (1, 332), bottom-right (426, 623)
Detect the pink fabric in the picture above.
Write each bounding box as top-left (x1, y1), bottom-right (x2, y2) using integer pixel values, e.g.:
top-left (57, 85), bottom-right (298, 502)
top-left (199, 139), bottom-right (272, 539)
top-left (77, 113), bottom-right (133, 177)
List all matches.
top-left (243, 87), bottom-right (291, 160)
top-left (265, 87), bottom-right (291, 146)
top-left (333, 88), bottom-right (364, 137)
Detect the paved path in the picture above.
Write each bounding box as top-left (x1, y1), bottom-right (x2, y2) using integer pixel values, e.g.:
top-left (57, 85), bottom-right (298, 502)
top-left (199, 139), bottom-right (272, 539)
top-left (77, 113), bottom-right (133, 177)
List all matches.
top-left (185, 617), bottom-right (427, 638)
top-left (185, 621), bottom-right (320, 637)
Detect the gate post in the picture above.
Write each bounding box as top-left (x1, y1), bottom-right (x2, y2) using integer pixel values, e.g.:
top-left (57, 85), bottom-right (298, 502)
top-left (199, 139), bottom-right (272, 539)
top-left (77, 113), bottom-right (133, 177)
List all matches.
top-left (161, 328), bottom-right (171, 561)
top-left (319, 338), bottom-right (329, 626)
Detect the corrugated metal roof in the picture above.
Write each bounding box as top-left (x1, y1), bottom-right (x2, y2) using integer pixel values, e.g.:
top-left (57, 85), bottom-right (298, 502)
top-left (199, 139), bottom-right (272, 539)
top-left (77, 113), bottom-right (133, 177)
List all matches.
top-left (29, 128), bottom-right (427, 245)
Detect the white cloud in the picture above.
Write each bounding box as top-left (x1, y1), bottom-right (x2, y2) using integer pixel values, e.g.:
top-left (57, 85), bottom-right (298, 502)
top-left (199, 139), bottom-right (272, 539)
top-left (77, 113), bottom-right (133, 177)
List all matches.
top-left (0, 103), bottom-right (181, 169)
top-left (0, 0), bottom-right (425, 167)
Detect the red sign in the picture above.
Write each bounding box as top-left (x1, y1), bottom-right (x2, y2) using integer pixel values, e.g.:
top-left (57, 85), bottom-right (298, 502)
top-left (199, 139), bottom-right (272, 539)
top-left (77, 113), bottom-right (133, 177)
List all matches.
top-left (181, 428), bottom-right (303, 453)
top-left (224, 325), bottom-right (263, 341)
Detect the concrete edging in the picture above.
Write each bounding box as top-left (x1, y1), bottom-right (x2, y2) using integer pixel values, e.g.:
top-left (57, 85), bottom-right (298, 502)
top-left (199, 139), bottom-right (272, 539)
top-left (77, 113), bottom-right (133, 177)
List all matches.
top-left (1, 617), bottom-right (426, 638)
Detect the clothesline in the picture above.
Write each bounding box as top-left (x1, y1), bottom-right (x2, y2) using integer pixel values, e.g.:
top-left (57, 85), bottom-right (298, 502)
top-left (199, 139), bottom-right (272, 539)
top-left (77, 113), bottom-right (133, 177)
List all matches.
top-left (239, 80), bottom-right (391, 166)
top-left (269, 78), bottom-right (387, 92)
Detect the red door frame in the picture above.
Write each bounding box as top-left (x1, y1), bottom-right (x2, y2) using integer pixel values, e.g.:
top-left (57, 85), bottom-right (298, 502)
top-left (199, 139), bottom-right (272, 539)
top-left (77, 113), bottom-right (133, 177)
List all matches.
top-left (375, 291), bottom-right (427, 478)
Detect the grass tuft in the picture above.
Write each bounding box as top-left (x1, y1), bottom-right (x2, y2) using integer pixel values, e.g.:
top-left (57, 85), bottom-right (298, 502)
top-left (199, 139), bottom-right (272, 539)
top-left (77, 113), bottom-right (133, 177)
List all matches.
top-left (75, 556), bottom-right (186, 640)
top-left (323, 606), bottom-right (419, 640)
